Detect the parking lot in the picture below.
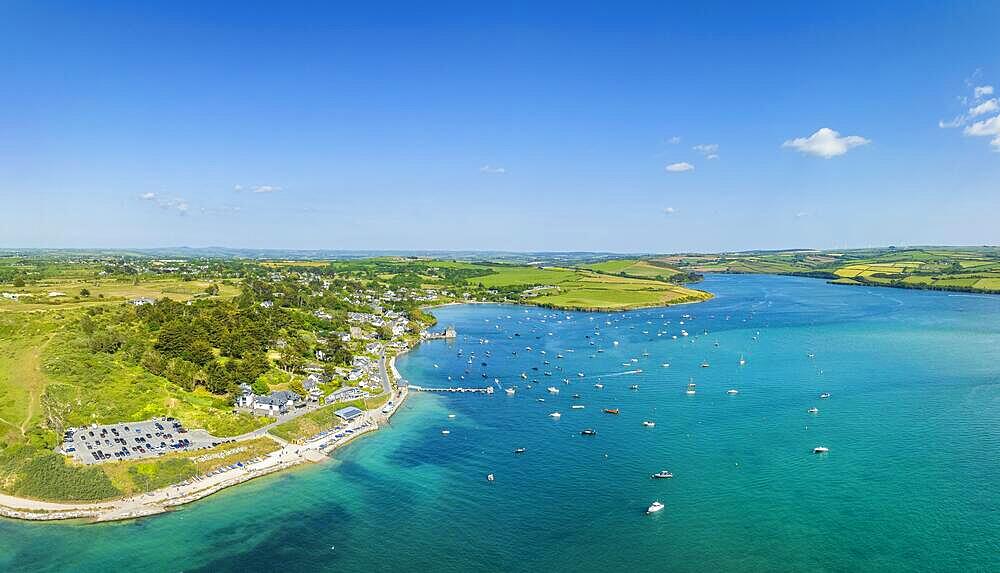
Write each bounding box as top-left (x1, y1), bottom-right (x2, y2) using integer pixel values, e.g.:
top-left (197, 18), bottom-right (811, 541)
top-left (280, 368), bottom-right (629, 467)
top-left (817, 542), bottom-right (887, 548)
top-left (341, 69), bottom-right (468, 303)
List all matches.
top-left (62, 418), bottom-right (220, 465)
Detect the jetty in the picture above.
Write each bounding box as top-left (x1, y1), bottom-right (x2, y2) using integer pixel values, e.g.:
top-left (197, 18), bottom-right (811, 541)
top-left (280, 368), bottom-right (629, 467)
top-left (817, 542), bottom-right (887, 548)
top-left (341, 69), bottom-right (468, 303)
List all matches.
top-left (408, 385), bottom-right (494, 394)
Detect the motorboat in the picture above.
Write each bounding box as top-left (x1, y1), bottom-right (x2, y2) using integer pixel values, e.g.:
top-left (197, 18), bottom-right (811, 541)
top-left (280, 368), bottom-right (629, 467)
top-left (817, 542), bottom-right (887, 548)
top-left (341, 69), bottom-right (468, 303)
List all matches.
top-left (651, 470), bottom-right (673, 479)
top-left (807, 407), bottom-right (819, 414)
top-left (727, 389), bottom-right (739, 395)
top-left (594, 383), bottom-right (604, 389)
top-left (547, 386), bottom-right (560, 394)
top-left (549, 412), bottom-right (561, 418)
top-left (686, 382), bottom-right (696, 395)
top-left (646, 501), bottom-right (665, 514)
top-left (819, 392), bottom-right (831, 399)
top-left (603, 408), bottom-right (620, 415)
top-left (642, 421), bottom-right (655, 428)
top-left (629, 384), bottom-right (639, 390)
top-left (571, 405), bottom-right (585, 410)
top-left (580, 429), bottom-right (597, 436)
top-left (441, 430), bottom-right (450, 435)
top-left (739, 355), bottom-right (746, 366)
top-left (505, 387), bottom-right (516, 396)
top-left (700, 361), bottom-right (710, 368)
top-left (513, 448), bottom-right (526, 454)
top-left (487, 473), bottom-right (495, 482)
top-left (813, 446), bottom-right (829, 454)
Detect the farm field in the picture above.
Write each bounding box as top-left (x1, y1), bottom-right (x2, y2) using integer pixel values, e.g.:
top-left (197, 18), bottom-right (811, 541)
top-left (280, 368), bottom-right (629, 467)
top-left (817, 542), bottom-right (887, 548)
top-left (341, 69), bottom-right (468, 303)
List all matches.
top-left (581, 259), bottom-right (682, 279)
top-left (652, 247), bottom-right (1000, 294)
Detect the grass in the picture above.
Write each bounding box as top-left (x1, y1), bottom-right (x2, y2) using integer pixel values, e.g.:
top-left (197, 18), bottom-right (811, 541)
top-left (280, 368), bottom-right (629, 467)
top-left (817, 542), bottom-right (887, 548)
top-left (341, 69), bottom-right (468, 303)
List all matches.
top-left (582, 259), bottom-right (681, 279)
top-left (462, 264), bottom-right (711, 310)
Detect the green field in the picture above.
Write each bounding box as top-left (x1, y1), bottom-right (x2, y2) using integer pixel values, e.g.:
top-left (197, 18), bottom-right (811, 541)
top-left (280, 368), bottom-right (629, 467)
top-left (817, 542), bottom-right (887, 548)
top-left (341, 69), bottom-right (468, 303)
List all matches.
top-left (654, 247), bottom-right (1000, 295)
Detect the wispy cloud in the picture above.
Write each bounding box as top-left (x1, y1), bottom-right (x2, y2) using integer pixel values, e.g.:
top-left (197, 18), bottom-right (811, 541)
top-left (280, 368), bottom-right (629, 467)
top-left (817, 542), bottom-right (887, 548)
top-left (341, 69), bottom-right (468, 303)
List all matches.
top-left (665, 162), bottom-right (694, 172)
top-left (795, 211), bottom-right (810, 218)
top-left (940, 78), bottom-right (1000, 150)
top-left (234, 184), bottom-right (282, 193)
top-left (140, 192), bottom-right (188, 214)
top-left (664, 206), bottom-right (677, 214)
top-left (969, 98), bottom-right (998, 118)
top-left (667, 136), bottom-right (681, 145)
top-left (692, 143), bottom-right (719, 159)
top-left (479, 165), bottom-right (506, 175)
top-left (782, 128), bottom-right (870, 158)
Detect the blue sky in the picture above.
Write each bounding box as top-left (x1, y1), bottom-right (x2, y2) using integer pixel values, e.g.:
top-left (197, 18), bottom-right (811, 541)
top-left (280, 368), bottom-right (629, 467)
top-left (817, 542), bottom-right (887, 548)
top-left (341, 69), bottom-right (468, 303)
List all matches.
top-left (1, 1), bottom-right (998, 252)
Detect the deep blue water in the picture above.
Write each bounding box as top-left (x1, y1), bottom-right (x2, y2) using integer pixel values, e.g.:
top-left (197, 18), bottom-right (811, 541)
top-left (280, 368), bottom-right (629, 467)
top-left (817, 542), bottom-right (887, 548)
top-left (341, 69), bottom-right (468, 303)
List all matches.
top-left (2, 275), bottom-right (998, 572)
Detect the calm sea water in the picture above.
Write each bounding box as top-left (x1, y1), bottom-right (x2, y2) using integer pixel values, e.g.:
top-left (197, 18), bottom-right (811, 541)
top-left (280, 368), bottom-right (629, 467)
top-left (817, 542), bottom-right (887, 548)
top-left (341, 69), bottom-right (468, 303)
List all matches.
top-left (2, 275), bottom-right (998, 572)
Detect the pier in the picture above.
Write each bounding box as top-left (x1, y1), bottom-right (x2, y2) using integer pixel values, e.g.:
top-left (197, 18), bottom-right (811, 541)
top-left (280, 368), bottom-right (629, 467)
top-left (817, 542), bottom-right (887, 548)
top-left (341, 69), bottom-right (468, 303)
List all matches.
top-left (408, 385), bottom-right (494, 394)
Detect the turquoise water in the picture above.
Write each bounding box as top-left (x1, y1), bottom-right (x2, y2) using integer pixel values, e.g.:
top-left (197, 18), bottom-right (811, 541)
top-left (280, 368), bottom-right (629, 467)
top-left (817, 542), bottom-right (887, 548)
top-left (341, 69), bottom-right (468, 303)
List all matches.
top-left (2, 275), bottom-right (998, 572)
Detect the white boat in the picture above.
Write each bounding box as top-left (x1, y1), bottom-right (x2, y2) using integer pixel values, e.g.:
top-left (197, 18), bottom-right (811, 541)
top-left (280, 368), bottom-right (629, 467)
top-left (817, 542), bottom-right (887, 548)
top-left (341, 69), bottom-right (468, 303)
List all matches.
top-left (594, 383), bottom-right (604, 389)
top-left (819, 392), bottom-right (831, 399)
top-left (813, 446), bottom-right (829, 454)
top-left (487, 473), bottom-right (495, 482)
top-left (727, 389), bottom-right (739, 395)
top-left (547, 386), bottom-right (560, 394)
top-left (661, 363), bottom-right (670, 368)
top-left (807, 407), bottom-right (819, 414)
top-left (651, 470), bottom-right (672, 479)
top-left (505, 387), bottom-right (516, 396)
top-left (642, 421), bottom-right (655, 427)
top-left (571, 405), bottom-right (585, 410)
top-left (739, 355), bottom-right (746, 366)
top-left (536, 398), bottom-right (545, 402)
top-left (686, 382), bottom-right (697, 395)
top-left (700, 361), bottom-right (710, 368)
top-left (629, 384), bottom-right (639, 390)
top-left (448, 414), bottom-right (456, 419)
top-left (577, 372), bottom-right (585, 377)
top-left (646, 501), bottom-right (665, 514)
top-left (549, 412), bottom-right (561, 418)
top-left (441, 430), bottom-right (450, 435)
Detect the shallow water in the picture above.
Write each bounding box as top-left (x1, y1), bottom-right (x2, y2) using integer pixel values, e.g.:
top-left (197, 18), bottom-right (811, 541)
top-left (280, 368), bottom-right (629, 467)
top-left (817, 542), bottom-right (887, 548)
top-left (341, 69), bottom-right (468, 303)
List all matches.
top-left (2, 275), bottom-right (998, 572)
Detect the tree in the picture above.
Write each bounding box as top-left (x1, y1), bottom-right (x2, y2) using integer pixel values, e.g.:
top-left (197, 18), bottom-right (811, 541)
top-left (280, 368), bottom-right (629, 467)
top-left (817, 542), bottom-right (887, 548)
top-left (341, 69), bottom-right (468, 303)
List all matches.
top-left (251, 378), bottom-right (270, 395)
top-left (13, 277), bottom-right (25, 287)
top-left (205, 284), bottom-right (220, 296)
top-left (90, 331), bottom-right (124, 353)
top-left (185, 339), bottom-right (215, 366)
top-left (80, 288), bottom-right (91, 297)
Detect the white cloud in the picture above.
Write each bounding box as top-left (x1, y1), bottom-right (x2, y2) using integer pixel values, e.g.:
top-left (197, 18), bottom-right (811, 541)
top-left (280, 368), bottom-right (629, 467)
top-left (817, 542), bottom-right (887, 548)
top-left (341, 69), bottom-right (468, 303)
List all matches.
top-left (140, 192), bottom-right (157, 200)
top-left (969, 99), bottom-right (998, 117)
top-left (692, 143), bottom-right (719, 159)
top-left (665, 162), bottom-right (694, 172)
top-left (664, 206), bottom-right (677, 214)
top-left (795, 211), bottom-right (810, 218)
top-left (667, 136), bottom-right (681, 144)
top-left (479, 165), bottom-right (506, 175)
top-left (974, 85), bottom-right (994, 99)
top-left (963, 114), bottom-right (1000, 150)
top-left (233, 184), bottom-right (243, 192)
top-left (782, 127), bottom-right (870, 158)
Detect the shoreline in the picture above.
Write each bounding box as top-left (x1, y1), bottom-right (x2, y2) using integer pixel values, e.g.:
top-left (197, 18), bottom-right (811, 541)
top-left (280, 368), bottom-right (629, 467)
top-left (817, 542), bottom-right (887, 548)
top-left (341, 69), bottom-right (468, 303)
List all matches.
top-left (0, 359), bottom-right (412, 524)
top-left (1, 293), bottom-right (711, 524)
